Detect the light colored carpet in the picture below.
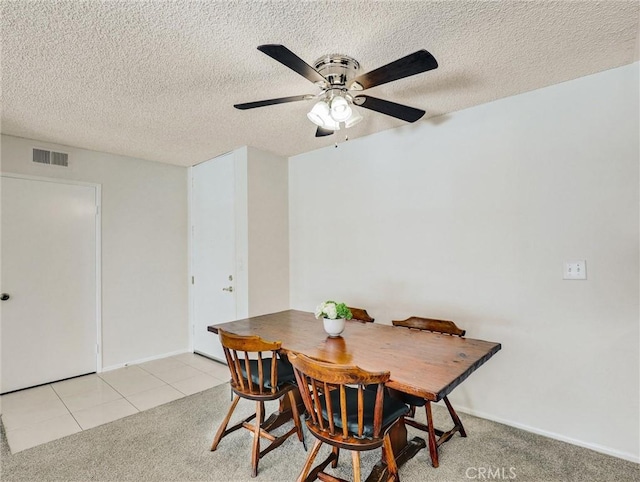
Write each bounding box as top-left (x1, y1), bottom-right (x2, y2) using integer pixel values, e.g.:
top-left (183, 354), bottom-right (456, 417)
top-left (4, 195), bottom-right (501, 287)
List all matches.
top-left (1, 382), bottom-right (638, 481)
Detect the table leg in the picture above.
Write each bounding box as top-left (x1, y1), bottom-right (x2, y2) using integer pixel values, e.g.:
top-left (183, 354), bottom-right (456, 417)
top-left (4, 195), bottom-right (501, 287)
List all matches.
top-left (444, 396), bottom-right (467, 438)
top-left (365, 417), bottom-right (426, 482)
top-left (425, 400), bottom-right (439, 468)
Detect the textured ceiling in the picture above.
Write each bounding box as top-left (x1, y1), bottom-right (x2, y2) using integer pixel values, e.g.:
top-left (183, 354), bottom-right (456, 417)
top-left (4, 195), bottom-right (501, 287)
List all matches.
top-left (1, 1), bottom-right (638, 167)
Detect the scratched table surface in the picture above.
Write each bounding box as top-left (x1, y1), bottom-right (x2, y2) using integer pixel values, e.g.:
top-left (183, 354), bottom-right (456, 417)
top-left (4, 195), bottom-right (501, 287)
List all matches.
top-left (209, 309), bottom-right (501, 402)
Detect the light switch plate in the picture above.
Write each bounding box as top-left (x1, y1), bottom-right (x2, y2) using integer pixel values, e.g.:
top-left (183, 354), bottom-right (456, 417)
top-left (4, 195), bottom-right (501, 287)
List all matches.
top-left (564, 260), bottom-right (587, 280)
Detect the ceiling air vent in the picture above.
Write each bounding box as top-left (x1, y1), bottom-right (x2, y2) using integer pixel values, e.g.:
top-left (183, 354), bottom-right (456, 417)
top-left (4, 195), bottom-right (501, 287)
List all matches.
top-left (32, 148), bottom-right (68, 167)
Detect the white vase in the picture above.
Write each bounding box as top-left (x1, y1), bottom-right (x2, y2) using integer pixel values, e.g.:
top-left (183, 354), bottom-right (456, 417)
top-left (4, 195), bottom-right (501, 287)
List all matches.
top-left (323, 317), bottom-right (346, 337)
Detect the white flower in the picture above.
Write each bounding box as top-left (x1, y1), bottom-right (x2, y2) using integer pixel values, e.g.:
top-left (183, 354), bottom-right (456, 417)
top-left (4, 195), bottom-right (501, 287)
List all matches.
top-left (323, 302), bottom-right (337, 319)
top-left (315, 300), bottom-right (352, 320)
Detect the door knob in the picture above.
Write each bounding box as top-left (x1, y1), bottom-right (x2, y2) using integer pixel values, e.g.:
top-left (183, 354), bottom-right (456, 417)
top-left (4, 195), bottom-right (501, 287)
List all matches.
top-left (1, 293), bottom-right (10, 301)
top-left (222, 286), bottom-right (233, 292)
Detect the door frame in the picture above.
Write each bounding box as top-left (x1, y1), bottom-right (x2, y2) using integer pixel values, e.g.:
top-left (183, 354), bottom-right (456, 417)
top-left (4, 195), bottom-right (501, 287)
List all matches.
top-left (187, 165), bottom-right (194, 352)
top-left (1, 172), bottom-right (103, 373)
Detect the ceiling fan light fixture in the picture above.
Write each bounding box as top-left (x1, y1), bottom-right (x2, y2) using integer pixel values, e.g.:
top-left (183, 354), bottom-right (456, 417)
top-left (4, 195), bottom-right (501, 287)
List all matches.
top-left (325, 117), bottom-right (341, 131)
top-left (330, 95), bottom-right (352, 122)
top-left (344, 107), bottom-right (363, 128)
top-left (308, 100), bottom-right (340, 130)
top-left (307, 101), bottom-right (330, 127)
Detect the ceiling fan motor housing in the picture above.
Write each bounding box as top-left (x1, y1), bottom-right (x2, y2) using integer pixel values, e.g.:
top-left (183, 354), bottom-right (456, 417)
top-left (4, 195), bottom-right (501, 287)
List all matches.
top-left (313, 54), bottom-right (360, 87)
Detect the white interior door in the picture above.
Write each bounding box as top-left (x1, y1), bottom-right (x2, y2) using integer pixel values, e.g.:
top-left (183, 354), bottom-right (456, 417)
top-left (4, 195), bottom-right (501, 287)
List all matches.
top-left (192, 154), bottom-right (237, 362)
top-left (1, 175), bottom-right (98, 393)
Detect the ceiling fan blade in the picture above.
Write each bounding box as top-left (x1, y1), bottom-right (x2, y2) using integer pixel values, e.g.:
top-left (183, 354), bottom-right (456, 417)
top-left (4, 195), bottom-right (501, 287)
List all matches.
top-left (257, 44), bottom-right (328, 86)
top-left (353, 95), bottom-right (425, 123)
top-left (315, 127), bottom-right (334, 137)
top-left (234, 94), bottom-right (311, 110)
top-left (348, 50), bottom-right (438, 91)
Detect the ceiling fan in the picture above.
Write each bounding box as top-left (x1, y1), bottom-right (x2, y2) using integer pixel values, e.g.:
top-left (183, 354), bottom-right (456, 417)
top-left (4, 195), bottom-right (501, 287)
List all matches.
top-left (234, 44), bottom-right (438, 137)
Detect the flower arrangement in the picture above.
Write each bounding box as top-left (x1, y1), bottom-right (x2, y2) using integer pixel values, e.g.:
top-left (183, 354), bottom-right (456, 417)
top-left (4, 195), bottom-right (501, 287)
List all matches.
top-left (315, 301), bottom-right (353, 320)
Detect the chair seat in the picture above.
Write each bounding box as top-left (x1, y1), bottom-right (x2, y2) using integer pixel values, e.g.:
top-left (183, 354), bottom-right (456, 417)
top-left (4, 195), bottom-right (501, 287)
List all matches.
top-left (240, 357), bottom-right (296, 389)
top-left (399, 392), bottom-right (426, 407)
top-left (366, 384), bottom-right (426, 406)
top-left (321, 386), bottom-right (409, 438)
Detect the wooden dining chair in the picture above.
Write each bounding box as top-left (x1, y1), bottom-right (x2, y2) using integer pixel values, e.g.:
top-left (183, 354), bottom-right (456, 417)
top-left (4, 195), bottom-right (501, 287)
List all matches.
top-left (347, 307), bottom-right (375, 323)
top-left (289, 352), bottom-right (409, 482)
top-left (211, 329), bottom-right (306, 477)
top-left (391, 316), bottom-right (467, 465)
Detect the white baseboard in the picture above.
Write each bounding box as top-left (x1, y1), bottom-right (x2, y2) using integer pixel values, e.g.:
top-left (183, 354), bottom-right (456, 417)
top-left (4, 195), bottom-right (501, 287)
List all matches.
top-left (456, 405), bottom-right (639, 464)
top-left (101, 349), bottom-right (191, 373)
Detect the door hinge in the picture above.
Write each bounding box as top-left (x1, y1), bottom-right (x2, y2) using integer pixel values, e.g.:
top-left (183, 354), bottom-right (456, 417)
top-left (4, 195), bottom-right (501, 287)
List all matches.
top-left (191, 276), bottom-right (195, 284)
top-left (96, 344), bottom-right (100, 354)
top-left (95, 205), bottom-right (100, 216)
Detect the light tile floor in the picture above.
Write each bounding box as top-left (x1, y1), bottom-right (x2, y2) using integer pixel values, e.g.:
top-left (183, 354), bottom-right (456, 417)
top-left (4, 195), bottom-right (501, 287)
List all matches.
top-left (0, 353), bottom-right (229, 454)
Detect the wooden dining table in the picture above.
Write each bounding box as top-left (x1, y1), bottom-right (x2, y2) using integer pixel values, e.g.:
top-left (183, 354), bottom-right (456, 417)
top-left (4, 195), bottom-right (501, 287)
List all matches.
top-left (208, 310), bottom-right (501, 479)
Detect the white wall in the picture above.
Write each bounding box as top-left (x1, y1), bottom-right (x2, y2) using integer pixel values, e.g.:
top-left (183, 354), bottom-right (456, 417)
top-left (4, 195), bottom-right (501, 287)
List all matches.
top-left (246, 146), bottom-right (290, 316)
top-left (1, 135), bottom-right (189, 368)
top-left (211, 146), bottom-right (290, 321)
top-left (289, 63), bottom-right (639, 461)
